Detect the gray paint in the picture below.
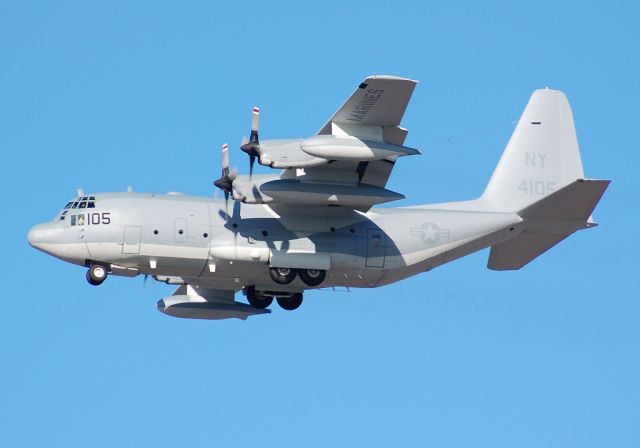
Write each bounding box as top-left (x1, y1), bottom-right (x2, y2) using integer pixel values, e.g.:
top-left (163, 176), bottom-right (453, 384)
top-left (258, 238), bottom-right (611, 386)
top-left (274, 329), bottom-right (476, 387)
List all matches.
top-left (27, 78), bottom-right (609, 320)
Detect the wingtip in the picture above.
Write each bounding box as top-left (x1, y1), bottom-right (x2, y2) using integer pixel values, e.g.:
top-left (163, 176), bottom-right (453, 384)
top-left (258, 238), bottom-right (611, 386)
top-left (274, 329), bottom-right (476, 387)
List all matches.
top-left (364, 74), bottom-right (418, 84)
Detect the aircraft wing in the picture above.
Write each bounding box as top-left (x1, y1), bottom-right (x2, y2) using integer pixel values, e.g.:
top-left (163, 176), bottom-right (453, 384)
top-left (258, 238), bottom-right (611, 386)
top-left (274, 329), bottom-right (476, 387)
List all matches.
top-left (228, 76), bottom-right (420, 211)
top-left (317, 75), bottom-right (418, 145)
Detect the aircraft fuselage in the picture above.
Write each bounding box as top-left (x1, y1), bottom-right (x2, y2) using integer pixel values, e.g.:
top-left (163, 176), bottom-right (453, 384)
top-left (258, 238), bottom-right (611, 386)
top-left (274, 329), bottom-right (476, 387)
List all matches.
top-left (28, 192), bottom-right (520, 293)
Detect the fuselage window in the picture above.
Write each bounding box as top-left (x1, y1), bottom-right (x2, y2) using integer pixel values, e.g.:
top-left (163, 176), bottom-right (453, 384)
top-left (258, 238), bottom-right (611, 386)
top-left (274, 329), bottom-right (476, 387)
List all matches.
top-left (70, 215), bottom-right (77, 226)
top-left (77, 214), bottom-right (85, 225)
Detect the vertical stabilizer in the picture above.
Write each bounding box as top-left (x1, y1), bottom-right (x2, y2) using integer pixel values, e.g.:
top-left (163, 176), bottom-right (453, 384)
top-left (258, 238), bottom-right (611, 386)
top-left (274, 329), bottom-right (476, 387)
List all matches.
top-left (481, 89), bottom-right (585, 211)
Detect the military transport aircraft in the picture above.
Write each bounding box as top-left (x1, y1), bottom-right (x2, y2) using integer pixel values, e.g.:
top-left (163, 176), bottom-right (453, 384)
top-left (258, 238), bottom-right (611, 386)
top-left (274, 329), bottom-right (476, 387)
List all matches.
top-left (28, 76), bottom-right (609, 320)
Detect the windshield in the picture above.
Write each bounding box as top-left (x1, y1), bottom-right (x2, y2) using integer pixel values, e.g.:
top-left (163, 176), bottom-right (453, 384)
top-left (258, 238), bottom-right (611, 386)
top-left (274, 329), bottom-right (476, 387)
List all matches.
top-left (57, 196), bottom-right (96, 221)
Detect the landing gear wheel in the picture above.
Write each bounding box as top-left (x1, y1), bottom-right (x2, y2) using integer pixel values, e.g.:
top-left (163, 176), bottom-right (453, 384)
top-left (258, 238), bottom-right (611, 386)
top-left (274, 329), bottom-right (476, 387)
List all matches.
top-left (269, 267), bottom-right (297, 285)
top-left (299, 269), bottom-right (326, 287)
top-left (86, 264), bottom-right (108, 286)
top-left (245, 286), bottom-right (274, 309)
top-left (276, 293), bottom-right (303, 311)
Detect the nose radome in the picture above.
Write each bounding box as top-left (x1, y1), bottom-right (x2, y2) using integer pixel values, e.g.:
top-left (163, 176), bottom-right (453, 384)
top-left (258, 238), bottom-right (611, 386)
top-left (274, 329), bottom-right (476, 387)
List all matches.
top-left (27, 223), bottom-right (49, 249)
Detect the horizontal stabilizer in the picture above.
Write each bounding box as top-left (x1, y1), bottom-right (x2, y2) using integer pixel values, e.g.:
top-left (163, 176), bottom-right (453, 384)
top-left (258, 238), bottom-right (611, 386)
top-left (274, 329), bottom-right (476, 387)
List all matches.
top-left (488, 232), bottom-right (571, 270)
top-left (519, 179), bottom-right (610, 221)
top-left (488, 179), bottom-right (610, 271)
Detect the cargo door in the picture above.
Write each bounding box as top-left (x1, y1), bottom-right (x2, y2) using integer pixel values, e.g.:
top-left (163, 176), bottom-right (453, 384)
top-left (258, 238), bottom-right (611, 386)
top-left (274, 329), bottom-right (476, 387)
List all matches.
top-left (365, 229), bottom-right (386, 268)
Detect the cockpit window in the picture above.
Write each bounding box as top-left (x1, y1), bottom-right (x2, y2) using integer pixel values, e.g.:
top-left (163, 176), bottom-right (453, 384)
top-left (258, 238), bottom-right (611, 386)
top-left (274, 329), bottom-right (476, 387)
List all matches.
top-left (64, 197), bottom-right (98, 224)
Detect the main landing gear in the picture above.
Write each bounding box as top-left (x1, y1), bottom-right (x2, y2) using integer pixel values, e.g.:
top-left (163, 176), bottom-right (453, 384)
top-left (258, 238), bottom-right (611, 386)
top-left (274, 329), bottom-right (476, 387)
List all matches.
top-left (276, 293), bottom-right (303, 311)
top-left (86, 263), bottom-right (108, 286)
top-left (269, 267), bottom-right (326, 287)
top-left (269, 267), bottom-right (297, 285)
top-left (244, 286), bottom-right (303, 311)
top-left (245, 286), bottom-right (274, 309)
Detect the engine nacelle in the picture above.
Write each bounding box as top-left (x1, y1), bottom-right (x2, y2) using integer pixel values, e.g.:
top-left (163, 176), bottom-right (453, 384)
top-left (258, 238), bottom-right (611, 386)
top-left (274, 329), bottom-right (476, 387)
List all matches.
top-left (300, 135), bottom-right (420, 161)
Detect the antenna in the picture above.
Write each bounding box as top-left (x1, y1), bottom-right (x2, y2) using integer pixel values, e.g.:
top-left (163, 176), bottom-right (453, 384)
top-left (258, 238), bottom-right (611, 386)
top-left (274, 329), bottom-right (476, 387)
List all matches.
top-left (76, 188), bottom-right (84, 196)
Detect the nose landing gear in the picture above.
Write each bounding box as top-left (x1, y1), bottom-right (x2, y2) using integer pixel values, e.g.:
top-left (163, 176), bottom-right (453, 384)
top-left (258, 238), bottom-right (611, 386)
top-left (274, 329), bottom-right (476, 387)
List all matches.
top-left (86, 264), bottom-right (108, 286)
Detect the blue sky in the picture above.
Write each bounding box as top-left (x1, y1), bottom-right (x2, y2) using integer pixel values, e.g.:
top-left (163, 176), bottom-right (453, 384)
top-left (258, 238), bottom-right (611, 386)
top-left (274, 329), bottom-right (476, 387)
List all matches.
top-left (1, 1), bottom-right (638, 446)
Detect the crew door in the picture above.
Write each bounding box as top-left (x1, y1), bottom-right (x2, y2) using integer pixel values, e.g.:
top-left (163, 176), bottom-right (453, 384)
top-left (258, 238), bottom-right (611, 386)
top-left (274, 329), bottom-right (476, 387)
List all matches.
top-left (122, 226), bottom-right (141, 254)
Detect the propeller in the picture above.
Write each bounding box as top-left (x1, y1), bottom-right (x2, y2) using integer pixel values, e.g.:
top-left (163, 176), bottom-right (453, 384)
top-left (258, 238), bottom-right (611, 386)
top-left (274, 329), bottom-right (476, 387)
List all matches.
top-left (240, 106), bottom-right (260, 177)
top-left (213, 143), bottom-right (237, 208)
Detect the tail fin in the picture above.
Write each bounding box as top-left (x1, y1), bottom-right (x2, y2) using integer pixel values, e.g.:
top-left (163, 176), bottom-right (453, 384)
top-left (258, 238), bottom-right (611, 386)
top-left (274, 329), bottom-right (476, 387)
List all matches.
top-left (481, 88), bottom-right (585, 211)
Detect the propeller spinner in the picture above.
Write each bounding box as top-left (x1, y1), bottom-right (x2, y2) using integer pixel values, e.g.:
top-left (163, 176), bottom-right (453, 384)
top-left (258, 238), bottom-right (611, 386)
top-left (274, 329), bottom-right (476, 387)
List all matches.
top-left (240, 106), bottom-right (260, 176)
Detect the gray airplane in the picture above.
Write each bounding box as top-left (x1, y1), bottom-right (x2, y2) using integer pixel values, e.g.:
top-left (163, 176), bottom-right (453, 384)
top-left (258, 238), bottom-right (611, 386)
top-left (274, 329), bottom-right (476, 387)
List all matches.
top-left (28, 76), bottom-right (609, 320)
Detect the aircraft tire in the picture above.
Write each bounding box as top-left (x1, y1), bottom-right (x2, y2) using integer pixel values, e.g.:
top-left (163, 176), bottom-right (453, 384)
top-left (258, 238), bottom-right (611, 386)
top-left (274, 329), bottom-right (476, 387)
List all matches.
top-left (86, 264), bottom-right (108, 286)
top-left (276, 293), bottom-right (303, 311)
top-left (269, 267), bottom-right (297, 285)
top-left (245, 286), bottom-right (274, 309)
top-left (299, 269), bottom-right (326, 287)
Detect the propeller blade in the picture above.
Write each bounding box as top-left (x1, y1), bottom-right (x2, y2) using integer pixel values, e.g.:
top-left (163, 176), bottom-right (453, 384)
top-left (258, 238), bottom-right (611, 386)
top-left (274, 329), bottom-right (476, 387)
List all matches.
top-left (250, 107), bottom-right (260, 135)
top-left (214, 142), bottom-right (234, 197)
top-left (240, 107), bottom-right (261, 178)
top-left (221, 143), bottom-right (229, 177)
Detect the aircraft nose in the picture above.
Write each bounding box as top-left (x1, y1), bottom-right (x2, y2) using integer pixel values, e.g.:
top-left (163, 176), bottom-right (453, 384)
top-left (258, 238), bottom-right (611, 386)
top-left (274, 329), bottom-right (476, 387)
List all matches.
top-left (28, 223), bottom-right (53, 250)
